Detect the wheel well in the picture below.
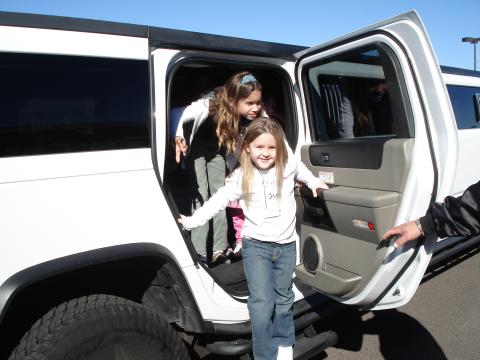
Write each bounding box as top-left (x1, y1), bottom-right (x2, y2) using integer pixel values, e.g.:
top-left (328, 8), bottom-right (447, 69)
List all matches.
top-left (0, 243), bottom-right (202, 358)
top-left (142, 261), bottom-right (207, 334)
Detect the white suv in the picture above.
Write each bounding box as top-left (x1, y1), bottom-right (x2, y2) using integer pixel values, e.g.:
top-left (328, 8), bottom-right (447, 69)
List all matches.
top-left (1, 10), bottom-right (480, 360)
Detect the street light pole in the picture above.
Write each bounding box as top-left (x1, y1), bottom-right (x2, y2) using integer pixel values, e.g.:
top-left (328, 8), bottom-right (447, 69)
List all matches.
top-left (462, 37), bottom-right (480, 71)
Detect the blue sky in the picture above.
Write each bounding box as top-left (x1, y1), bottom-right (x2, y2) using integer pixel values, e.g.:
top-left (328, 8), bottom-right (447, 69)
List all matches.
top-left (1, 0), bottom-right (479, 69)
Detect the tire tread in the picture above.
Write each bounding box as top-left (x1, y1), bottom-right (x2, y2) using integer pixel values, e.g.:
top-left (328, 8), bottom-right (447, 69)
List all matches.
top-left (8, 294), bottom-right (189, 360)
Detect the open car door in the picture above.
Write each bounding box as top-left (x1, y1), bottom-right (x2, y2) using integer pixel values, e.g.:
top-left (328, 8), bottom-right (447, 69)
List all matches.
top-left (293, 11), bottom-right (457, 310)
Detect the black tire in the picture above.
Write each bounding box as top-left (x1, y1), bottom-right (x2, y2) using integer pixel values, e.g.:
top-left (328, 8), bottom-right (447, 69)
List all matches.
top-left (8, 294), bottom-right (190, 360)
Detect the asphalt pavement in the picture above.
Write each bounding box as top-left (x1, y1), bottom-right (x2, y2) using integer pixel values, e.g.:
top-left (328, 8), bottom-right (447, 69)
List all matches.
top-left (322, 245), bottom-right (480, 360)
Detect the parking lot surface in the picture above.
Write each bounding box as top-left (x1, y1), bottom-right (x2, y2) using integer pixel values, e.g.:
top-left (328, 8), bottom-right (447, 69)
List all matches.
top-left (323, 246), bottom-right (480, 359)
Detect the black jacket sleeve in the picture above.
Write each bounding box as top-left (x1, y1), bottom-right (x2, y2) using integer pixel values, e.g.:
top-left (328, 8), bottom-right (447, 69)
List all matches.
top-left (419, 180), bottom-right (480, 238)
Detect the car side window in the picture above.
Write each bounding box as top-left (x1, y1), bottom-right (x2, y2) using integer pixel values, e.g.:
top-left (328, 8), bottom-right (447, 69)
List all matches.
top-left (304, 45), bottom-right (412, 141)
top-left (446, 85), bottom-right (480, 129)
top-left (0, 52), bottom-right (150, 158)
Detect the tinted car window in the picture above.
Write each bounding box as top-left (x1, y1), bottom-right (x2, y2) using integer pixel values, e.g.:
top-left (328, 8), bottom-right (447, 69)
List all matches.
top-left (447, 85), bottom-right (480, 129)
top-left (304, 45), bottom-right (412, 141)
top-left (0, 53), bottom-right (149, 157)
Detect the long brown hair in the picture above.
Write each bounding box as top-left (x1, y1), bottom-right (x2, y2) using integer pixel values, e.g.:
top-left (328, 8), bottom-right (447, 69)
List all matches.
top-left (210, 71), bottom-right (263, 154)
top-left (238, 117), bottom-right (288, 206)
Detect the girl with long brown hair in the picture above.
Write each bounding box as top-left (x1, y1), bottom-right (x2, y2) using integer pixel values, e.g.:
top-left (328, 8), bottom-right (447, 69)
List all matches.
top-left (174, 71), bottom-right (266, 264)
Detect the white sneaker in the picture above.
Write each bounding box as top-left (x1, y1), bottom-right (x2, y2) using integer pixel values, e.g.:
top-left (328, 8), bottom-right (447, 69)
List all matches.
top-left (276, 345), bottom-right (293, 360)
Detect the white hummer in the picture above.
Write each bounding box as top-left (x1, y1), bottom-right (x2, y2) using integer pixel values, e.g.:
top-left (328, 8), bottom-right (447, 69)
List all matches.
top-left (1, 9), bottom-right (479, 359)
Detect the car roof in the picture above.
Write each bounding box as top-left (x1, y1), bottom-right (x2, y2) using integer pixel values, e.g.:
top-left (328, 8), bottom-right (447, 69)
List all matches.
top-left (441, 65), bottom-right (480, 78)
top-left (0, 11), bottom-right (306, 60)
top-left (3, 11), bottom-right (478, 74)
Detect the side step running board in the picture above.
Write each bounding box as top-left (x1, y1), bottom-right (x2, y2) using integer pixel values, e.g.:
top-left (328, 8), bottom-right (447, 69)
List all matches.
top-left (294, 330), bottom-right (338, 360)
top-left (429, 235), bottom-right (480, 269)
top-left (203, 330), bottom-right (337, 359)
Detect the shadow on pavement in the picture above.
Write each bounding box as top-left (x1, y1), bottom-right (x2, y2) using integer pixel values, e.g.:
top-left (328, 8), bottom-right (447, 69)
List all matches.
top-left (316, 307), bottom-right (447, 360)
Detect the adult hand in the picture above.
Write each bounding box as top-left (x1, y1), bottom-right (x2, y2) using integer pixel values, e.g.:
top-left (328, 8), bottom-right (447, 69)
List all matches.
top-left (382, 220), bottom-right (422, 249)
top-left (175, 136), bottom-right (188, 164)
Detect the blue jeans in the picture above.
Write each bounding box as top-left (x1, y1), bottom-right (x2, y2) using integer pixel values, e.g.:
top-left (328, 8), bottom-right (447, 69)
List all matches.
top-left (242, 238), bottom-right (296, 360)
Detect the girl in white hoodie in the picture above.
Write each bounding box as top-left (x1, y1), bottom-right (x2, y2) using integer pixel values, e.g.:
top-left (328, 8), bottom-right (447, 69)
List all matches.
top-left (179, 117), bottom-right (328, 360)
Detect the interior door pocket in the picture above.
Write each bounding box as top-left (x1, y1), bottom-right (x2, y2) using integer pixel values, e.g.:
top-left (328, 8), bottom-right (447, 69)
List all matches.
top-left (298, 186), bottom-right (336, 231)
top-left (300, 232), bottom-right (363, 295)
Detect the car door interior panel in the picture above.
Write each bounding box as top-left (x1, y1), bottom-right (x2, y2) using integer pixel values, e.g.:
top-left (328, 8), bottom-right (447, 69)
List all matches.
top-left (296, 138), bottom-right (413, 298)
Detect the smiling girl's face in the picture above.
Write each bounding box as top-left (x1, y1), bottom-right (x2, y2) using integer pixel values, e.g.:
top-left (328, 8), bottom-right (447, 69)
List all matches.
top-left (246, 131), bottom-right (277, 170)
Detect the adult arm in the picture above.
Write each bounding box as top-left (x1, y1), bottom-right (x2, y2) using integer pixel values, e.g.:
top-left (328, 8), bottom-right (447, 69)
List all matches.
top-left (383, 180), bottom-right (480, 248)
top-left (420, 180), bottom-right (480, 238)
